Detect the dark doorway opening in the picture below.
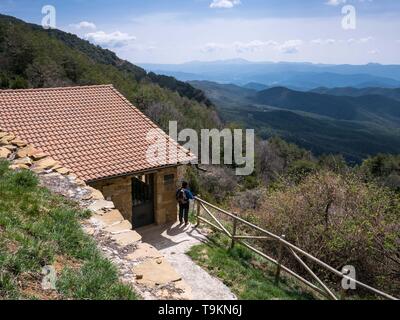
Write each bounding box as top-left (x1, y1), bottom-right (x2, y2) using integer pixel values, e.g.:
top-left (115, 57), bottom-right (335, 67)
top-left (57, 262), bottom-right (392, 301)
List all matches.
top-left (131, 174), bottom-right (155, 228)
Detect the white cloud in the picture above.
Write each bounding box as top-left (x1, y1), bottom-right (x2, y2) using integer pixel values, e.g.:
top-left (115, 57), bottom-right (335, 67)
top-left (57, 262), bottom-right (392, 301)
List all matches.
top-left (210, 0), bottom-right (241, 9)
top-left (346, 37), bottom-right (373, 44)
top-left (69, 21), bottom-right (97, 30)
top-left (277, 40), bottom-right (303, 54)
top-left (202, 42), bottom-right (227, 53)
top-left (233, 40), bottom-right (277, 53)
top-left (325, 0), bottom-right (346, 6)
top-left (359, 36), bottom-right (373, 43)
top-left (311, 38), bottom-right (336, 45)
top-left (311, 37), bottom-right (373, 46)
top-left (202, 39), bottom-right (302, 55)
top-left (325, 0), bottom-right (373, 6)
top-left (85, 31), bottom-right (136, 48)
top-left (369, 49), bottom-right (379, 55)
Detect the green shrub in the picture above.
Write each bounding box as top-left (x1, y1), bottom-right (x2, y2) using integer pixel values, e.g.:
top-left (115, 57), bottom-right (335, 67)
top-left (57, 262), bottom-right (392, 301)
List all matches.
top-left (287, 159), bottom-right (318, 182)
top-left (251, 171), bottom-right (400, 297)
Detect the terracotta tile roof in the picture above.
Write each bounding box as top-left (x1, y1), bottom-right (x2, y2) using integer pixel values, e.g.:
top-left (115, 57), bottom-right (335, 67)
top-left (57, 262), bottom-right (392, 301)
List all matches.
top-left (0, 85), bottom-right (195, 181)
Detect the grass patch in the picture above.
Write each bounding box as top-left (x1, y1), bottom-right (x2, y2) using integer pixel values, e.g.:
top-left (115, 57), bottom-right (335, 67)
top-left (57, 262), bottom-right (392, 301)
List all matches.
top-left (0, 160), bottom-right (137, 300)
top-left (187, 232), bottom-right (315, 300)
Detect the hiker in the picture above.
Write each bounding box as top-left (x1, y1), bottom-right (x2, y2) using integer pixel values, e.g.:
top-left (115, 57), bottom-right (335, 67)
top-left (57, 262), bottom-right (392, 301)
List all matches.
top-left (176, 181), bottom-right (194, 226)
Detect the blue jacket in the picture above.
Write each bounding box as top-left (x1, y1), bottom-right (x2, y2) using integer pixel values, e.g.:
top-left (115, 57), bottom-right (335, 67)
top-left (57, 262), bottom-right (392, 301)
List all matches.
top-left (176, 188), bottom-right (195, 202)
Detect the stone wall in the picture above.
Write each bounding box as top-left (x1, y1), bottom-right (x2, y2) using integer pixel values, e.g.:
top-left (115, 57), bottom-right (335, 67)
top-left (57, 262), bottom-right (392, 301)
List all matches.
top-left (154, 167), bottom-right (178, 225)
top-left (89, 166), bottom-right (179, 227)
top-left (89, 176), bottom-right (133, 222)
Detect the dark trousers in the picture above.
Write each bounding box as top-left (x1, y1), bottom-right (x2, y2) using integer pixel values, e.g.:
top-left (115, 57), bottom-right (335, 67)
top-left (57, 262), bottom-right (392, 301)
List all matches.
top-left (179, 203), bottom-right (190, 223)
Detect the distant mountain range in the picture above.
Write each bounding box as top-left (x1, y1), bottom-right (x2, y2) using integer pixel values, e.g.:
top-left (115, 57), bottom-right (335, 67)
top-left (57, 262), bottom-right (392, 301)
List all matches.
top-left (189, 80), bottom-right (400, 162)
top-left (310, 87), bottom-right (400, 101)
top-left (141, 60), bottom-right (400, 90)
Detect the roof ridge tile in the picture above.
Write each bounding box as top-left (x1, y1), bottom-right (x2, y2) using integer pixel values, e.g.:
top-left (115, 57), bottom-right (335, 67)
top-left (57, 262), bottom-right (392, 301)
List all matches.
top-left (0, 84), bottom-right (114, 93)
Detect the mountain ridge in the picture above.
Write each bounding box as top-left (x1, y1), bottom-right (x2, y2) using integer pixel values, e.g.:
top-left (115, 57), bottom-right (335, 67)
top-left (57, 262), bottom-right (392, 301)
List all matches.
top-left (190, 80), bottom-right (400, 162)
top-left (141, 60), bottom-right (400, 89)
top-left (0, 14), bottom-right (219, 134)
top-left (0, 13), bottom-right (212, 107)
top-left (253, 86), bottom-right (400, 122)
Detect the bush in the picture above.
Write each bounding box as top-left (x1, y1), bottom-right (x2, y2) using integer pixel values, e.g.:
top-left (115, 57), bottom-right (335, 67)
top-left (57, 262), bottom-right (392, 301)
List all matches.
top-left (249, 171), bottom-right (400, 297)
top-left (359, 154), bottom-right (400, 191)
top-left (287, 159), bottom-right (318, 183)
top-left (197, 166), bottom-right (238, 203)
top-left (232, 188), bottom-right (266, 212)
top-left (319, 154), bottom-right (348, 174)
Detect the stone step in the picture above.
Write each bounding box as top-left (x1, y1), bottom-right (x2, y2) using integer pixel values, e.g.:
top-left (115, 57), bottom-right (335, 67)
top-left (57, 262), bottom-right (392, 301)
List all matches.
top-left (91, 209), bottom-right (125, 228)
top-left (111, 230), bottom-right (142, 246)
top-left (87, 199), bottom-right (115, 213)
top-left (127, 242), bottom-right (164, 261)
top-left (104, 220), bottom-right (132, 234)
top-left (133, 257), bottom-right (182, 286)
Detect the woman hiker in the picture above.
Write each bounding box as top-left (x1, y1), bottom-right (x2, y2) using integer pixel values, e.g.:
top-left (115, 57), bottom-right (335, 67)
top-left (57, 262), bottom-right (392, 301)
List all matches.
top-left (176, 181), bottom-right (195, 226)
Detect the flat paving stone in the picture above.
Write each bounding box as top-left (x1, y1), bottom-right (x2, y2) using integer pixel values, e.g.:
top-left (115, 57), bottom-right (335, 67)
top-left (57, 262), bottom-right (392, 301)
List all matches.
top-left (133, 257), bottom-right (182, 287)
top-left (127, 242), bottom-right (164, 261)
top-left (91, 209), bottom-right (125, 227)
top-left (111, 230), bottom-right (142, 246)
top-left (104, 220), bottom-right (132, 234)
top-left (87, 200), bottom-right (115, 213)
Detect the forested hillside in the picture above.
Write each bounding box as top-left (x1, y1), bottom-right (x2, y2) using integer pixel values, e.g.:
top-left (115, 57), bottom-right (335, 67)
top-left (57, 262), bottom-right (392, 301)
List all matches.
top-left (191, 80), bottom-right (400, 162)
top-left (0, 14), bottom-right (218, 133)
top-left (311, 87), bottom-right (400, 101)
top-left (254, 87), bottom-right (400, 122)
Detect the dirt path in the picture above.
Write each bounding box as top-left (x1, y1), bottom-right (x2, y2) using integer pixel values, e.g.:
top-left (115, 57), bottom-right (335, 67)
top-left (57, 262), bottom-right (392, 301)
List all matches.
top-left (137, 222), bottom-right (237, 300)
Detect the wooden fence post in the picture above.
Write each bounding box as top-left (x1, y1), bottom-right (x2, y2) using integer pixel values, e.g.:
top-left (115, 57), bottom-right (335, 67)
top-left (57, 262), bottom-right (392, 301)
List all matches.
top-left (230, 216), bottom-right (238, 249)
top-left (196, 196), bottom-right (201, 227)
top-left (275, 235), bottom-right (286, 284)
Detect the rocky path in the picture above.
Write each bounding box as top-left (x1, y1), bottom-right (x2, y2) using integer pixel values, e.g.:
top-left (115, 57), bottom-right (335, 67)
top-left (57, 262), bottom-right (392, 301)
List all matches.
top-left (137, 222), bottom-right (237, 300)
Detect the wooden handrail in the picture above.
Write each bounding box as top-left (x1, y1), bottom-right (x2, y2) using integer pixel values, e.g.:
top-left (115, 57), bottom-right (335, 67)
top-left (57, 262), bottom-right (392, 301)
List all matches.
top-left (288, 247), bottom-right (338, 300)
top-left (194, 196), bottom-right (398, 301)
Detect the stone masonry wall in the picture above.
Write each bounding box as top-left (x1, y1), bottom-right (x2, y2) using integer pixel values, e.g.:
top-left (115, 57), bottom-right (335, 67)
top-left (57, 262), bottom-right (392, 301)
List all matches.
top-left (89, 176), bottom-right (133, 222)
top-left (154, 167), bottom-right (179, 225)
top-left (89, 166), bottom-right (179, 227)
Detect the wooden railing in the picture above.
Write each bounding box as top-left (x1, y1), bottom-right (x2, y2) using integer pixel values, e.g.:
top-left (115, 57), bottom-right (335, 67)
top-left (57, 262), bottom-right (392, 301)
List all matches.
top-left (194, 196), bottom-right (398, 300)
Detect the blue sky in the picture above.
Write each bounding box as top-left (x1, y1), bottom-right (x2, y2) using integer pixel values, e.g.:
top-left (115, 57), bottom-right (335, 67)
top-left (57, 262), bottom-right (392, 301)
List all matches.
top-left (1, 0), bottom-right (400, 64)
